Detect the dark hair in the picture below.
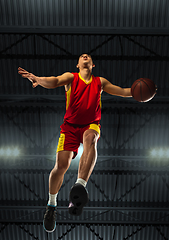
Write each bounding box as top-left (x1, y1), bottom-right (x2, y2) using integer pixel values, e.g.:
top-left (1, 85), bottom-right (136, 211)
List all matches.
top-left (79, 53), bottom-right (92, 59)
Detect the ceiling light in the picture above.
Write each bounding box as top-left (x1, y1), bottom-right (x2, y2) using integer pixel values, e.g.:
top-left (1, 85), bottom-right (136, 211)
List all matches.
top-left (150, 148), bottom-right (169, 159)
top-left (0, 147), bottom-right (20, 157)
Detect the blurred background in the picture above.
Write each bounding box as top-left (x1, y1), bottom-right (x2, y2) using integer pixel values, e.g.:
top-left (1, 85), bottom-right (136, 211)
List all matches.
top-left (0, 0), bottom-right (169, 239)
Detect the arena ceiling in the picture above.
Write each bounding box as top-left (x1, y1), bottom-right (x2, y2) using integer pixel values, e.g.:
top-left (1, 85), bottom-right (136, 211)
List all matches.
top-left (0, 0), bottom-right (169, 240)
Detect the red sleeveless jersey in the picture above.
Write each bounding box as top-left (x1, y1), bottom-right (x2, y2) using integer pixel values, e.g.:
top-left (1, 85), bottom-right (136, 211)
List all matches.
top-left (64, 72), bottom-right (102, 125)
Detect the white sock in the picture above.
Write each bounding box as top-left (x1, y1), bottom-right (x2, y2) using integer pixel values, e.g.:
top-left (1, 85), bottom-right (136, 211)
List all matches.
top-left (76, 178), bottom-right (87, 188)
top-left (48, 193), bottom-right (58, 207)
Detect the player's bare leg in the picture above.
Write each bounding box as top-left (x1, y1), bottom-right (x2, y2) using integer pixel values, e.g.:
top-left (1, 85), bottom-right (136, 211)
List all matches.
top-left (49, 150), bottom-right (74, 194)
top-left (78, 129), bottom-right (99, 181)
top-left (43, 150), bottom-right (73, 232)
top-left (68, 129), bottom-right (99, 216)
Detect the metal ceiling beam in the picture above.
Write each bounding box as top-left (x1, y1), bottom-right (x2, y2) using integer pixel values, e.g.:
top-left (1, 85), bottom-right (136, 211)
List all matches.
top-left (1, 203), bottom-right (169, 225)
top-left (1, 167), bottom-right (169, 174)
top-left (1, 54), bottom-right (169, 61)
top-left (0, 35), bottom-right (31, 55)
top-left (1, 27), bottom-right (169, 35)
top-left (1, 200), bottom-right (168, 207)
top-left (1, 205), bottom-right (169, 212)
top-left (1, 154), bottom-right (169, 165)
top-left (1, 219), bottom-right (168, 225)
top-left (0, 95), bottom-right (169, 107)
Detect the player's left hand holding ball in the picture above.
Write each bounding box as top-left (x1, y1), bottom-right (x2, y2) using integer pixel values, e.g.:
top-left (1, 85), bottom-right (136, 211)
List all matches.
top-left (131, 78), bottom-right (157, 102)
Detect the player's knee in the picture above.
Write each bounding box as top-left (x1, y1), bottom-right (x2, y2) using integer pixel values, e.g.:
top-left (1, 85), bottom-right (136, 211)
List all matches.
top-left (52, 163), bottom-right (68, 175)
top-left (53, 158), bottom-right (70, 173)
top-left (57, 160), bottom-right (69, 172)
top-left (53, 151), bottom-right (73, 173)
top-left (84, 132), bottom-right (98, 146)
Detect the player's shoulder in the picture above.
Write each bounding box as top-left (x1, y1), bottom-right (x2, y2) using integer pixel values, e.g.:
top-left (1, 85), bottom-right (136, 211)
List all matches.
top-left (99, 76), bottom-right (108, 86)
top-left (99, 76), bottom-right (107, 81)
top-left (69, 72), bottom-right (79, 79)
top-left (62, 72), bottom-right (74, 77)
top-left (59, 72), bottom-right (74, 81)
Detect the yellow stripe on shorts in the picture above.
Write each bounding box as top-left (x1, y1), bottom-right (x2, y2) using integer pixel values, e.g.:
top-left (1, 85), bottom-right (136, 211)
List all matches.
top-left (89, 124), bottom-right (100, 136)
top-left (57, 133), bottom-right (65, 152)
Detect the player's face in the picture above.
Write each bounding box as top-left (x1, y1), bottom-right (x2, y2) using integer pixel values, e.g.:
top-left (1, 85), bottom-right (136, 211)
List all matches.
top-left (77, 54), bottom-right (95, 70)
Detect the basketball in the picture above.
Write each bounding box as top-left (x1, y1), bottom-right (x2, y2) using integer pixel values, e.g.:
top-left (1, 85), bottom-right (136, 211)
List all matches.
top-left (131, 78), bottom-right (156, 102)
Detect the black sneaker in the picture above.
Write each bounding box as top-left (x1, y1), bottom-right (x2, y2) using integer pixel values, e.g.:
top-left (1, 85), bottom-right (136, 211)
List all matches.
top-left (68, 183), bottom-right (89, 216)
top-left (43, 205), bottom-right (57, 232)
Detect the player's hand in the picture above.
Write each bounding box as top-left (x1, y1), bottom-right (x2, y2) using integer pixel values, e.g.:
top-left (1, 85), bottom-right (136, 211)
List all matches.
top-left (18, 67), bottom-right (39, 88)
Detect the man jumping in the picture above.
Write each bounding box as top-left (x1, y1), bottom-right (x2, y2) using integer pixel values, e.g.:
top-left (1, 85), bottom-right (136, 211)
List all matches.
top-left (18, 53), bottom-right (132, 232)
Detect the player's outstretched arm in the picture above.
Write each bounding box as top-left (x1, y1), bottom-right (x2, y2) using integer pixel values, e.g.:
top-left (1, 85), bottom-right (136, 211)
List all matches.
top-left (18, 67), bottom-right (74, 89)
top-left (100, 77), bottom-right (132, 97)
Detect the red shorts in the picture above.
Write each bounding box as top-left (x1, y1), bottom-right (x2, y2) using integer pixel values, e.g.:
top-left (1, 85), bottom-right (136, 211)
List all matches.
top-left (56, 121), bottom-right (101, 158)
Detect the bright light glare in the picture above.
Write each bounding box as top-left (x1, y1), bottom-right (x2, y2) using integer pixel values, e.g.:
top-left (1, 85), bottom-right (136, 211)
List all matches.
top-left (74, 144), bottom-right (83, 162)
top-left (150, 148), bottom-right (169, 159)
top-left (6, 148), bottom-right (12, 156)
top-left (0, 149), bottom-right (5, 156)
top-left (165, 149), bottom-right (169, 157)
top-left (0, 147), bottom-right (20, 157)
top-left (158, 149), bottom-right (165, 158)
top-left (13, 148), bottom-right (20, 156)
top-left (78, 144), bottom-right (84, 156)
top-left (150, 149), bottom-right (157, 157)
top-left (70, 144), bottom-right (83, 168)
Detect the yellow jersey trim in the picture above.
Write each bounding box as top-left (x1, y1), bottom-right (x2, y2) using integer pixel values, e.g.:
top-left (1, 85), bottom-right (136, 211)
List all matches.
top-left (66, 86), bottom-right (71, 110)
top-left (78, 72), bottom-right (92, 84)
top-left (100, 94), bottom-right (102, 109)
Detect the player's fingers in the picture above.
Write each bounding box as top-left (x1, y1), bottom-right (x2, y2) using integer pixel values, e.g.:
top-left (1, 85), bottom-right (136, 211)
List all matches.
top-left (18, 70), bottom-right (29, 75)
top-left (18, 68), bottom-right (29, 75)
top-left (20, 73), bottom-right (34, 81)
top-left (20, 74), bottom-right (29, 78)
top-left (18, 67), bottom-right (28, 72)
top-left (32, 82), bottom-right (38, 88)
top-left (20, 73), bottom-right (31, 78)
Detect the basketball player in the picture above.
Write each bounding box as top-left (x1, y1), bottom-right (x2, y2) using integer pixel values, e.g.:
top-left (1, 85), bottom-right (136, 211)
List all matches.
top-left (18, 54), bottom-right (132, 232)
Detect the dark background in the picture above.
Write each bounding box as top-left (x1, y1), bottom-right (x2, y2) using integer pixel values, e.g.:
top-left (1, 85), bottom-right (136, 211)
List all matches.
top-left (0, 0), bottom-right (169, 239)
